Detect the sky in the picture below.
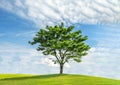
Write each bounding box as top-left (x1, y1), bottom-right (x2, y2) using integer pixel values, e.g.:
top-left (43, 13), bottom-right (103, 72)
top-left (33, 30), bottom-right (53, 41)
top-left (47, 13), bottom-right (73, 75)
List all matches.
top-left (0, 0), bottom-right (120, 80)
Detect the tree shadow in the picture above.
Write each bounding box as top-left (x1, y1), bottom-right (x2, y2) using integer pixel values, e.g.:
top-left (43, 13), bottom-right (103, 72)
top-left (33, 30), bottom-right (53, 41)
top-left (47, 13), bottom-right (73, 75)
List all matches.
top-left (0, 74), bottom-right (66, 81)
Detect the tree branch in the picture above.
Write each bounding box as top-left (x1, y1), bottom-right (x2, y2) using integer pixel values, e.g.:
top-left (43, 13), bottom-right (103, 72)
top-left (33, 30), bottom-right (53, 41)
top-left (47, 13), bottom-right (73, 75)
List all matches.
top-left (54, 50), bottom-right (60, 64)
top-left (61, 49), bottom-right (68, 64)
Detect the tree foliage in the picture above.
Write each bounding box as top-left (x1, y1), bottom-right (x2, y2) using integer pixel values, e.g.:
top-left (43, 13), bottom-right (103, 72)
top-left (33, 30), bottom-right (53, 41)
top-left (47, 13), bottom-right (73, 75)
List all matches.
top-left (29, 22), bottom-right (90, 74)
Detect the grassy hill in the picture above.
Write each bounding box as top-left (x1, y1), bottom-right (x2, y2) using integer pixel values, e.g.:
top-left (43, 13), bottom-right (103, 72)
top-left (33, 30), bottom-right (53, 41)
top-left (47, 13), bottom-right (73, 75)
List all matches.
top-left (0, 74), bottom-right (119, 85)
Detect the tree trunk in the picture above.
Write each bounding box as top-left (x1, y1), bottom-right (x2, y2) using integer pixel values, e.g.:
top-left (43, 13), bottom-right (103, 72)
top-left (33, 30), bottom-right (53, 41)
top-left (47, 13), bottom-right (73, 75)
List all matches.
top-left (60, 64), bottom-right (64, 74)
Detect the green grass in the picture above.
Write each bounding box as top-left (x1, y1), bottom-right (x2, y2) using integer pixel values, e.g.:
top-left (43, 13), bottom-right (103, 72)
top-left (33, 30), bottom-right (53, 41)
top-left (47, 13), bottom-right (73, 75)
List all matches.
top-left (0, 74), bottom-right (33, 79)
top-left (0, 74), bottom-right (119, 85)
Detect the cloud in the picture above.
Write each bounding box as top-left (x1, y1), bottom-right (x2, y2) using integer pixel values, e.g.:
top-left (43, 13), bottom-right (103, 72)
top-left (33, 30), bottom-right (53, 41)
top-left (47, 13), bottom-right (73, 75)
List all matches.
top-left (0, 0), bottom-right (120, 27)
top-left (0, 43), bottom-right (63, 74)
top-left (15, 31), bottom-right (36, 37)
top-left (0, 42), bottom-right (70, 68)
top-left (93, 25), bottom-right (120, 48)
top-left (69, 47), bottom-right (120, 79)
top-left (40, 57), bottom-right (70, 68)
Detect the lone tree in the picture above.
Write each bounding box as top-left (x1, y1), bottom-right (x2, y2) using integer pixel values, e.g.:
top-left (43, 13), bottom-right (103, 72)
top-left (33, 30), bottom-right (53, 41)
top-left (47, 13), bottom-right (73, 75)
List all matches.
top-left (29, 22), bottom-right (90, 74)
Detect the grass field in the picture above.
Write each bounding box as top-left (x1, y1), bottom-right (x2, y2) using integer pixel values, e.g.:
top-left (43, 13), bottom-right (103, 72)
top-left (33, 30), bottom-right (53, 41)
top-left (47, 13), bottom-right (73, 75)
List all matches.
top-left (0, 74), bottom-right (119, 85)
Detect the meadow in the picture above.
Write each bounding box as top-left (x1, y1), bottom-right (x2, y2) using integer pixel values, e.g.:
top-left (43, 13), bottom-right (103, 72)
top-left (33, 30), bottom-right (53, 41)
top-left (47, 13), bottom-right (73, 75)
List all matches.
top-left (0, 74), bottom-right (120, 85)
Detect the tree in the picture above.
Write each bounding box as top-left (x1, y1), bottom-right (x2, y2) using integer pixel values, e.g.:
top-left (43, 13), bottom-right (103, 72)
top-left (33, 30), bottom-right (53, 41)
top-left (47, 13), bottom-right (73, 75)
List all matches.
top-left (29, 22), bottom-right (90, 74)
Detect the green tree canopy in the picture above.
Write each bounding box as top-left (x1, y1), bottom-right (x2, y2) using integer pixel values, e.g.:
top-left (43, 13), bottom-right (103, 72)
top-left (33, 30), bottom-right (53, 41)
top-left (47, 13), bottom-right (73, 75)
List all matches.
top-left (29, 22), bottom-right (90, 74)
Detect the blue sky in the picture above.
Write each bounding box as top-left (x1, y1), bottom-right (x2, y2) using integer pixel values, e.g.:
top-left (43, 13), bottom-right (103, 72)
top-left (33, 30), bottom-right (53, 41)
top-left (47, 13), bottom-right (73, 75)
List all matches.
top-left (0, 0), bottom-right (120, 79)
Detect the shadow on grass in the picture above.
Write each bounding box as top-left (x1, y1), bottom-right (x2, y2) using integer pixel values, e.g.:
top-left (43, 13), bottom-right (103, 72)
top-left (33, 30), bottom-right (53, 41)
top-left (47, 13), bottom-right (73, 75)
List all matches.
top-left (0, 74), bottom-right (68, 81)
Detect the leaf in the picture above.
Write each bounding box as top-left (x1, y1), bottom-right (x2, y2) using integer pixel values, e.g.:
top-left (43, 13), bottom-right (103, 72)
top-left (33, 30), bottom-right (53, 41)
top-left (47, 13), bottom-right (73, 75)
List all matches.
top-left (29, 22), bottom-right (90, 66)
top-left (73, 59), bottom-right (82, 62)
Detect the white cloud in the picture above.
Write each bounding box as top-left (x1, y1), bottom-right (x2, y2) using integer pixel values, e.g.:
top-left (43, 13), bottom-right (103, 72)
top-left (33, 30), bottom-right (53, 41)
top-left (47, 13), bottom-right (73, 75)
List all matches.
top-left (40, 57), bottom-right (70, 68)
top-left (0, 0), bottom-right (120, 27)
top-left (15, 31), bottom-right (36, 37)
top-left (69, 47), bottom-right (120, 79)
top-left (0, 43), bottom-right (62, 74)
